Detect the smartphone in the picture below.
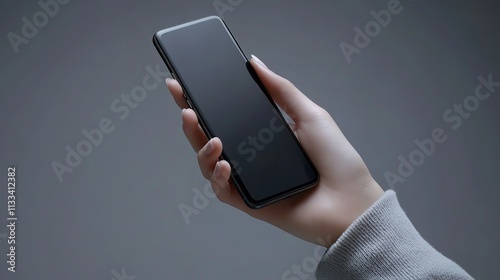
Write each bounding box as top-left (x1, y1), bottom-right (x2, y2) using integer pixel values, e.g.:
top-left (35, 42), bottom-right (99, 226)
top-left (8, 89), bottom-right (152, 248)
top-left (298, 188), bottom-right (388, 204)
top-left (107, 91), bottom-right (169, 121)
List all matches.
top-left (153, 16), bottom-right (318, 209)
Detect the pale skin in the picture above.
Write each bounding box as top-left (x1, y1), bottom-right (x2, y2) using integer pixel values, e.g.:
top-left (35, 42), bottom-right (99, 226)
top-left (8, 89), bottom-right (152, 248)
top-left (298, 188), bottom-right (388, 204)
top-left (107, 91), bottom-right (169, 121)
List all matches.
top-left (166, 55), bottom-right (384, 247)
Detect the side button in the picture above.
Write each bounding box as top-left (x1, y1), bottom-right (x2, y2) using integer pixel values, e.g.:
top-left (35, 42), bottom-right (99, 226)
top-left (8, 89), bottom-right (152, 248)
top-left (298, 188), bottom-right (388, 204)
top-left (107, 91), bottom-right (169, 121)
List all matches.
top-left (172, 72), bottom-right (179, 80)
top-left (186, 99), bottom-right (193, 108)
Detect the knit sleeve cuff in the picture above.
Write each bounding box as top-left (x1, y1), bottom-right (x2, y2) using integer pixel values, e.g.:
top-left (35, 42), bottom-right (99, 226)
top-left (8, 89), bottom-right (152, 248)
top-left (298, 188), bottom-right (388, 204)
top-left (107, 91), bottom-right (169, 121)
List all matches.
top-left (315, 190), bottom-right (473, 279)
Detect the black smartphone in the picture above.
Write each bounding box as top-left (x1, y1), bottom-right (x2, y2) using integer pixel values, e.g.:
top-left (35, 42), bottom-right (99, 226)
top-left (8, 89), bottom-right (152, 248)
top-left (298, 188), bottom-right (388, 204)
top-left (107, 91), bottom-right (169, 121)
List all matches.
top-left (153, 16), bottom-right (318, 209)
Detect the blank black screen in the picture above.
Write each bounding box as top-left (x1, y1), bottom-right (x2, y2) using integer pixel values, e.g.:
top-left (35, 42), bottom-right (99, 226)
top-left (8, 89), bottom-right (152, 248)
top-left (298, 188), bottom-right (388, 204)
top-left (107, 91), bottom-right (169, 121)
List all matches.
top-left (155, 17), bottom-right (317, 206)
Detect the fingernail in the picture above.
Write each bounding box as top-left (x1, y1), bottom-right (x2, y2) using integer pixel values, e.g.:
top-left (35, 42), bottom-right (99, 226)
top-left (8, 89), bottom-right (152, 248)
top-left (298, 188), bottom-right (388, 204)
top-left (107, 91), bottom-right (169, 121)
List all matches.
top-left (213, 162), bottom-right (221, 178)
top-left (212, 162), bottom-right (227, 189)
top-left (251, 54), bottom-right (268, 69)
top-left (204, 139), bottom-right (215, 156)
top-left (166, 77), bottom-right (172, 83)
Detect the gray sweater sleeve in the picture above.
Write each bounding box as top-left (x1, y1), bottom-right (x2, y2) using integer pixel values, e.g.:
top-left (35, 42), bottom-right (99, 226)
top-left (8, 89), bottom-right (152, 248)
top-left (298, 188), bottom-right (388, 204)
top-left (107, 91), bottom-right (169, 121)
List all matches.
top-left (315, 190), bottom-right (473, 279)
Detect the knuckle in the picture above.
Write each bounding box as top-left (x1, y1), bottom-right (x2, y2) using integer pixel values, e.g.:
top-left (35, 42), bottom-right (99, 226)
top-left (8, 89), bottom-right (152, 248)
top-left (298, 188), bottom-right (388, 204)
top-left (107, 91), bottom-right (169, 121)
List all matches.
top-left (279, 78), bottom-right (295, 92)
top-left (201, 169), bottom-right (211, 181)
top-left (197, 157), bottom-right (212, 180)
top-left (306, 106), bottom-right (330, 121)
top-left (315, 106), bottom-right (330, 118)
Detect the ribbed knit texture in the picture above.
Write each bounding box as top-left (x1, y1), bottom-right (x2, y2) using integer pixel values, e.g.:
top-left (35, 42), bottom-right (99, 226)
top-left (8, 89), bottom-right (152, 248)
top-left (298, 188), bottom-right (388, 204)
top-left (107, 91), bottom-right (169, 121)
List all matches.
top-left (315, 190), bottom-right (473, 280)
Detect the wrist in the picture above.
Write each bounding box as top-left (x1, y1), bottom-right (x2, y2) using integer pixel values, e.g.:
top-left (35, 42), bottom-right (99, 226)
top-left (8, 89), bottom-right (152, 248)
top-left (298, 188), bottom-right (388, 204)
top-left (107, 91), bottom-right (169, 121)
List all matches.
top-left (323, 178), bottom-right (384, 247)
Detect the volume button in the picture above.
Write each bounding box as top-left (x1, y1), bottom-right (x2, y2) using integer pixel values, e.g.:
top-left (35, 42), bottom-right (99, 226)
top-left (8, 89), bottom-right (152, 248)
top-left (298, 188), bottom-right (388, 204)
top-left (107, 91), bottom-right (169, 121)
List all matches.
top-left (186, 99), bottom-right (193, 109)
top-left (171, 72), bottom-right (179, 80)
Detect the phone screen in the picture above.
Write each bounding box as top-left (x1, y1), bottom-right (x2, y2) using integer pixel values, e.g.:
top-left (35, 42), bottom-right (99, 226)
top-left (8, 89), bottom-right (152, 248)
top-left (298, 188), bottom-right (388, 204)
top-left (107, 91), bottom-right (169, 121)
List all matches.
top-left (154, 16), bottom-right (318, 208)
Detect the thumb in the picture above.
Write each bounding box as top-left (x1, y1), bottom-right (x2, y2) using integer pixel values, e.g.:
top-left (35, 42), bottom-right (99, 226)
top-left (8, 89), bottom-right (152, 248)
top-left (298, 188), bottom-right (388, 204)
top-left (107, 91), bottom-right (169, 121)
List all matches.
top-left (249, 55), bottom-right (322, 123)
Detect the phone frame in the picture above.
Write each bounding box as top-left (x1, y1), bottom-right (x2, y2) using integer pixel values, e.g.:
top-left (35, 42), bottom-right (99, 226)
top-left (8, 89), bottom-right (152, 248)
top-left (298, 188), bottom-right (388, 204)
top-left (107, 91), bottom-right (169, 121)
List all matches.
top-left (153, 16), bottom-right (318, 209)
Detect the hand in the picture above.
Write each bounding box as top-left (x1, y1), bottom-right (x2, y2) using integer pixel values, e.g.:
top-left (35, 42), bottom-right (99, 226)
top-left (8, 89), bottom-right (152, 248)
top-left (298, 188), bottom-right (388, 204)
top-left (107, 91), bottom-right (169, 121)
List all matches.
top-left (166, 55), bottom-right (384, 247)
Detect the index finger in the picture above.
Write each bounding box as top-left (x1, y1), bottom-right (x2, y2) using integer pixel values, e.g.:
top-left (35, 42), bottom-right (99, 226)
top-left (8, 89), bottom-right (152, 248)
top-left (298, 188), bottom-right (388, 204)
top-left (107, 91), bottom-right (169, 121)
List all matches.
top-left (166, 78), bottom-right (189, 109)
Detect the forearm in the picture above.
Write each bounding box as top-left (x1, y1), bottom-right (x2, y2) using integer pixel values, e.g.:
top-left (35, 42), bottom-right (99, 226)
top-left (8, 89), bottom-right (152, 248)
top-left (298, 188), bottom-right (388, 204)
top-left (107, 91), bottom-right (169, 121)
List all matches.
top-left (315, 190), bottom-right (473, 280)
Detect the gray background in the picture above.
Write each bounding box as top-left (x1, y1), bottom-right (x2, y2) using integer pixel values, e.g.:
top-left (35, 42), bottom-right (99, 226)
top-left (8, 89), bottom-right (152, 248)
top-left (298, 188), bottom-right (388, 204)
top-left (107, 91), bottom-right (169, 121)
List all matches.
top-left (1, 0), bottom-right (499, 279)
